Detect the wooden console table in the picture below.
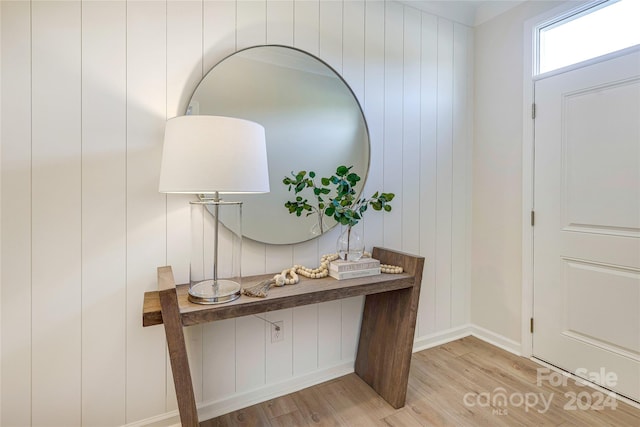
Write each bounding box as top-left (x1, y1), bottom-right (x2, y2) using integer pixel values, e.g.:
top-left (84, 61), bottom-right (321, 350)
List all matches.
top-left (142, 247), bottom-right (424, 426)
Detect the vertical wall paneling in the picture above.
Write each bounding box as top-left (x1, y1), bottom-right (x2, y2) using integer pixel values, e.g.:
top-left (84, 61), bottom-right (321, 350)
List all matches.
top-left (125, 1), bottom-right (168, 421)
top-left (265, 245), bottom-right (294, 275)
top-left (0, 2), bottom-right (31, 425)
top-left (294, 0), bottom-right (319, 54)
top-left (290, 0), bottom-right (321, 376)
top-left (31, 2), bottom-right (82, 425)
top-left (435, 17), bottom-right (454, 331)
top-left (265, 309), bottom-right (293, 383)
top-left (292, 304), bottom-right (318, 375)
top-left (0, 3), bottom-right (2, 420)
top-left (235, 291), bottom-right (267, 388)
top-left (316, 0), bottom-right (343, 369)
top-left (264, 0), bottom-right (295, 273)
top-left (383, 1), bottom-right (403, 249)
top-left (418, 12), bottom-right (438, 337)
top-left (237, 0), bottom-right (268, 278)
top-left (316, 0), bottom-right (345, 262)
top-left (451, 23), bottom-right (470, 327)
top-left (292, 240), bottom-right (320, 275)
top-left (402, 6), bottom-right (421, 255)
top-left (343, 0), bottom-right (365, 102)
top-left (317, 301), bottom-right (342, 367)
top-left (81, 1), bottom-right (127, 425)
top-left (232, 129), bottom-right (267, 275)
top-left (262, 0), bottom-right (295, 277)
top-left (266, 0), bottom-right (294, 45)
top-left (166, 0), bottom-right (205, 407)
top-left (363, 0), bottom-right (385, 249)
top-left (291, 0), bottom-right (320, 268)
top-left (166, 0), bottom-right (202, 285)
top-left (199, 208), bottom-right (241, 403)
top-left (0, 2), bottom-right (3, 420)
top-left (201, 0), bottom-right (237, 408)
top-left (340, 296), bottom-right (364, 360)
top-left (317, 223), bottom-right (341, 258)
top-left (465, 26), bottom-right (474, 327)
top-left (235, 315), bottom-right (266, 392)
top-left (319, 0), bottom-right (342, 71)
top-left (264, 1), bottom-right (295, 271)
top-left (203, 0), bottom-right (236, 72)
top-left (237, 0), bottom-right (267, 50)
top-left (340, 0), bottom-right (366, 362)
top-left (0, 1), bottom-right (475, 423)
top-left (235, 212), bottom-right (267, 277)
top-left (202, 318), bottom-right (236, 403)
top-left (234, 0), bottom-right (269, 397)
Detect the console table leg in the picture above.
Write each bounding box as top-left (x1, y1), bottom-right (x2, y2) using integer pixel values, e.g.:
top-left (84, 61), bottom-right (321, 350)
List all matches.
top-left (355, 248), bottom-right (424, 409)
top-left (158, 267), bottom-right (199, 427)
top-left (354, 288), bottom-right (416, 408)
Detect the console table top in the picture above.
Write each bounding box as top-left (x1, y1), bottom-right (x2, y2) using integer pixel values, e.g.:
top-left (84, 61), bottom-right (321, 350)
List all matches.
top-left (143, 271), bottom-right (414, 327)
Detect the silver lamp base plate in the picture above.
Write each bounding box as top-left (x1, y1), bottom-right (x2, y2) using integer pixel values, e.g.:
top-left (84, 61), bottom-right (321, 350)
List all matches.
top-left (188, 279), bottom-right (241, 304)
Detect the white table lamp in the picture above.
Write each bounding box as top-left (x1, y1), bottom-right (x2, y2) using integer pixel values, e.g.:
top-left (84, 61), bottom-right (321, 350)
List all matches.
top-left (159, 115), bottom-right (269, 304)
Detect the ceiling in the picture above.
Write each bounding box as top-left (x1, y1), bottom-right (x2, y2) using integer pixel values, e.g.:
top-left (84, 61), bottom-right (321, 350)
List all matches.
top-left (397, 0), bottom-right (527, 26)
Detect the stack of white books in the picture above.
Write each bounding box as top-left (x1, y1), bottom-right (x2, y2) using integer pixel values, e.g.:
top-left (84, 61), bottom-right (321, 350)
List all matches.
top-left (328, 258), bottom-right (381, 280)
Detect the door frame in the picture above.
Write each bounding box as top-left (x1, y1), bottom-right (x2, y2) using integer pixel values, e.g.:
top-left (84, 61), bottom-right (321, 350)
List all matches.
top-left (520, 0), bottom-right (640, 358)
top-left (521, 0), bottom-right (581, 358)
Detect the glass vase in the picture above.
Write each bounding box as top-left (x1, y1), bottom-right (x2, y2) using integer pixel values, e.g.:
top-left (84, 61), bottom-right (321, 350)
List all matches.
top-left (336, 223), bottom-right (364, 261)
top-left (310, 211), bottom-right (330, 237)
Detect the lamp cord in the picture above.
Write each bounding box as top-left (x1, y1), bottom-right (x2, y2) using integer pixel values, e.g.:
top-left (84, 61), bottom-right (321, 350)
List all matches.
top-left (253, 315), bottom-right (281, 331)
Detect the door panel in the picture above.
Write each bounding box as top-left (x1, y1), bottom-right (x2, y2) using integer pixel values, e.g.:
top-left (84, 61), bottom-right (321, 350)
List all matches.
top-left (561, 79), bottom-right (640, 236)
top-left (564, 259), bottom-right (639, 357)
top-left (534, 50), bottom-right (640, 402)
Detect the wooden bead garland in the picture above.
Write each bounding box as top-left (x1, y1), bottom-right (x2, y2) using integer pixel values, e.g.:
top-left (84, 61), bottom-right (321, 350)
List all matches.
top-left (242, 253), bottom-right (403, 298)
top-left (275, 268), bottom-right (298, 285)
top-left (380, 264), bottom-right (403, 274)
top-left (294, 253), bottom-right (340, 279)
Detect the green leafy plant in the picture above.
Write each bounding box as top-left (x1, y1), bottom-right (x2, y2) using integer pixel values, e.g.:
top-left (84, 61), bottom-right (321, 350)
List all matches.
top-left (282, 170), bottom-right (332, 234)
top-left (283, 165), bottom-right (394, 258)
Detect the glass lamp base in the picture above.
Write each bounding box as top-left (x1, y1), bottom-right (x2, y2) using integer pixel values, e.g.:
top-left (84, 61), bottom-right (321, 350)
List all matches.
top-left (188, 279), bottom-right (241, 304)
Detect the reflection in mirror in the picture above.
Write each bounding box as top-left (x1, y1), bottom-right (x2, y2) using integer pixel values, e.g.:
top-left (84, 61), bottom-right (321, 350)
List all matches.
top-left (188, 45), bottom-right (370, 244)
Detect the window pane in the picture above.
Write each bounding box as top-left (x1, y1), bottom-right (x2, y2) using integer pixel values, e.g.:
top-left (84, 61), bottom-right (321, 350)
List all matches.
top-left (539, 0), bottom-right (640, 74)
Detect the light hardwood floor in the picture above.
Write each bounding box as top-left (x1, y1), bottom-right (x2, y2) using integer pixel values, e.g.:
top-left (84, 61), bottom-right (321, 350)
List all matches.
top-left (201, 336), bottom-right (640, 426)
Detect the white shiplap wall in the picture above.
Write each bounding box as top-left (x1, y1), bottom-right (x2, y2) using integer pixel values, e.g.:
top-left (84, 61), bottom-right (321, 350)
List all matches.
top-left (0, 0), bottom-right (473, 425)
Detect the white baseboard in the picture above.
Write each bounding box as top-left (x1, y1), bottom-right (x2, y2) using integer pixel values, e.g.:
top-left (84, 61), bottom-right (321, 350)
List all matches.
top-left (122, 411), bottom-right (180, 427)
top-left (412, 324), bottom-right (473, 353)
top-left (126, 325), bottom-right (523, 426)
top-left (412, 324), bottom-right (522, 357)
top-left (469, 324), bottom-right (522, 356)
top-left (124, 361), bottom-right (354, 427)
top-left (196, 361), bottom-right (354, 421)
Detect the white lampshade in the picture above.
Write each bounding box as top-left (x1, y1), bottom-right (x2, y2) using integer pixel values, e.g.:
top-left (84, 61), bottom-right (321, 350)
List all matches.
top-left (159, 115), bottom-right (270, 194)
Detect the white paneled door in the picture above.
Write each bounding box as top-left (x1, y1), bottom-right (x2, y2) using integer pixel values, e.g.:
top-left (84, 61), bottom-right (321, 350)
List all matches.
top-left (533, 50), bottom-right (640, 402)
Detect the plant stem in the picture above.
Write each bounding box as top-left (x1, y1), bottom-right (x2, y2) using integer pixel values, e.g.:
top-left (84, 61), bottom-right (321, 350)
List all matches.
top-left (346, 225), bottom-right (351, 261)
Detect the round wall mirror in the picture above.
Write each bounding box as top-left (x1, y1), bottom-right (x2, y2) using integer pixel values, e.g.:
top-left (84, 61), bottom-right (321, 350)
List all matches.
top-left (188, 45), bottom-right (370, 244)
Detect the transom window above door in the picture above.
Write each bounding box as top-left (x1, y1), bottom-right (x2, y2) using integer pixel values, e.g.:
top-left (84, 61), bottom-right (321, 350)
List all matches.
top-left (537, 0), bottom-right (640, 74)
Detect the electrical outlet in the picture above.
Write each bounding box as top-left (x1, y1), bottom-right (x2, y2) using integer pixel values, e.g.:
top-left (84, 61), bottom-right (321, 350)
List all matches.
top-left (271, 321), bottom-right (284, 343)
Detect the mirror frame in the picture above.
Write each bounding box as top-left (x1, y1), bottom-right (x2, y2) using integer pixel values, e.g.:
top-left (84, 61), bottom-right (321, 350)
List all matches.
top-left (187, 45), bottom-right (371, 245)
